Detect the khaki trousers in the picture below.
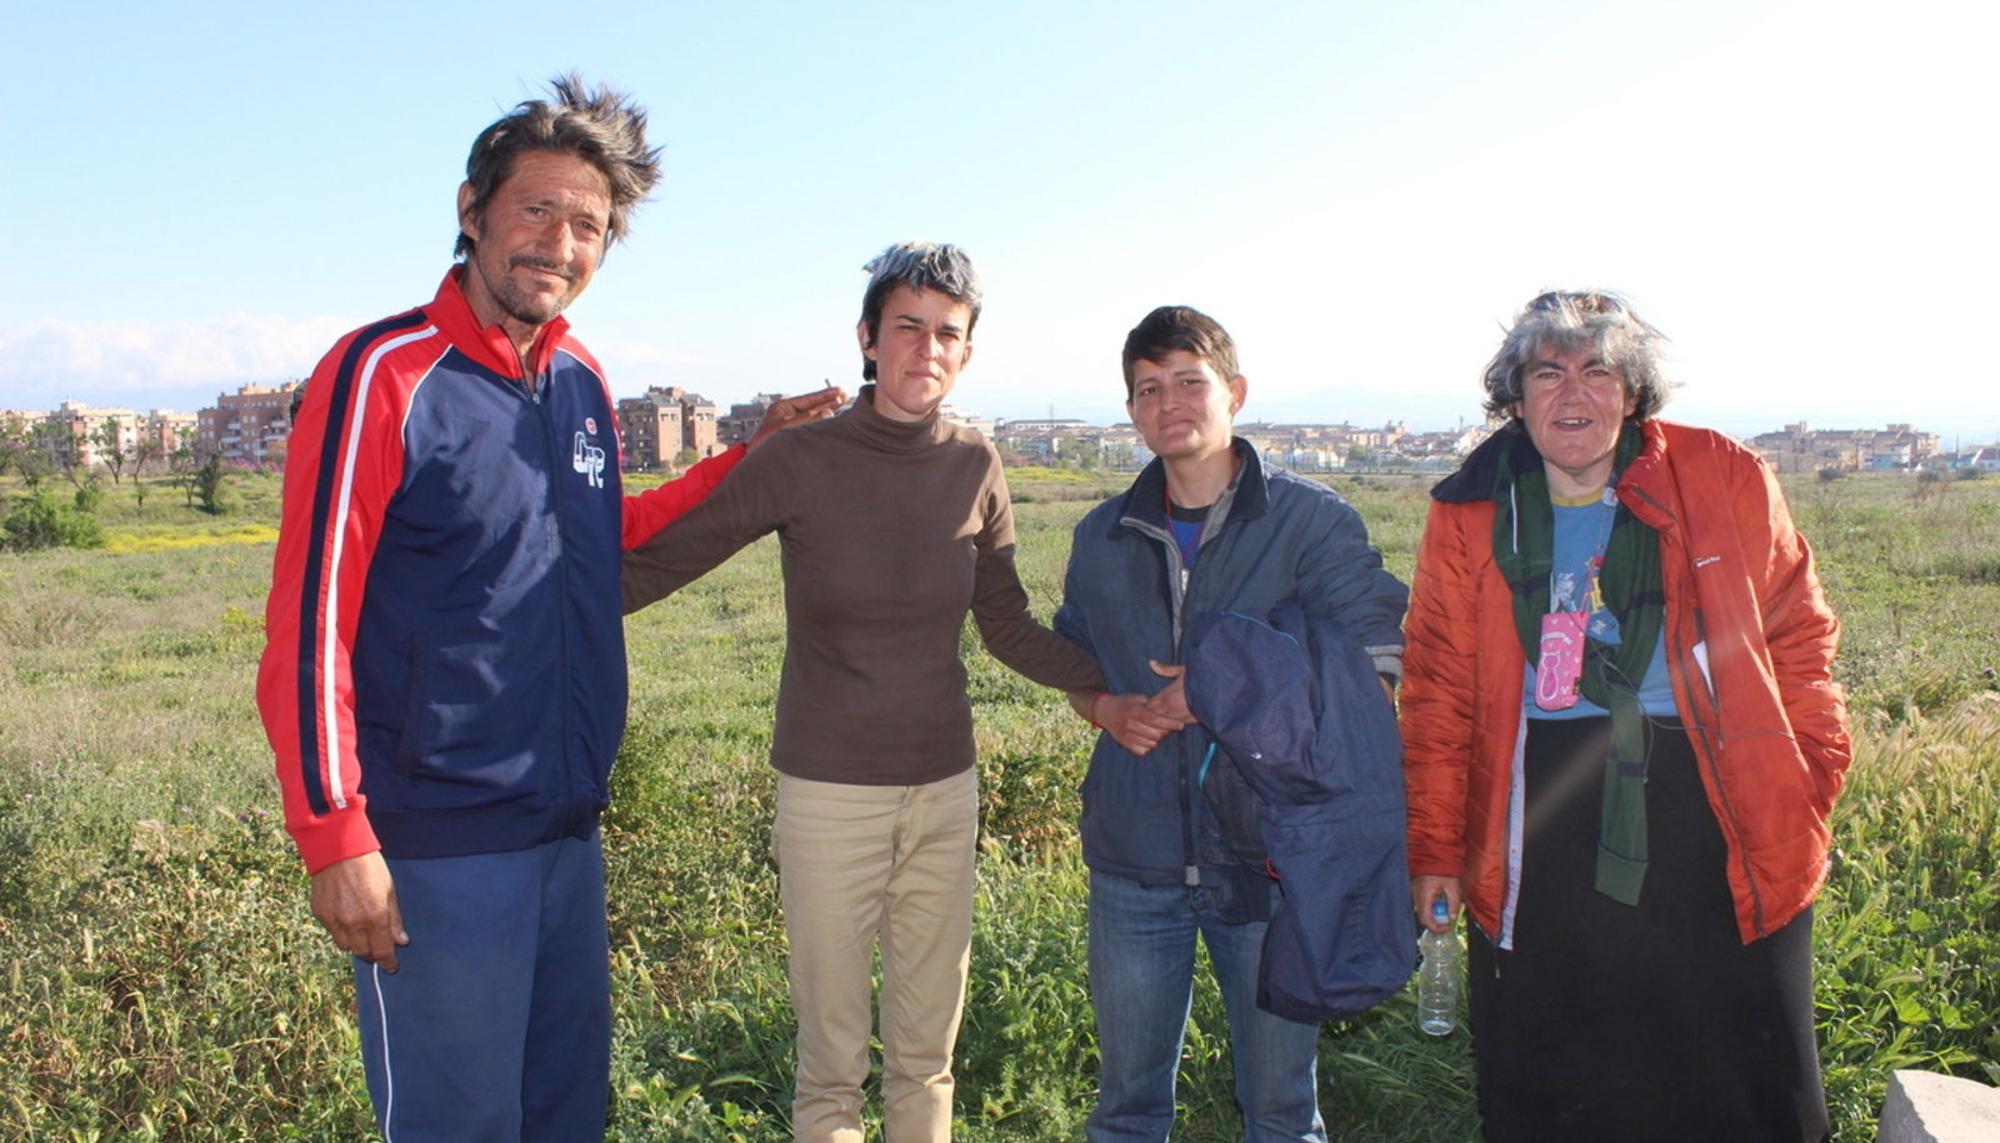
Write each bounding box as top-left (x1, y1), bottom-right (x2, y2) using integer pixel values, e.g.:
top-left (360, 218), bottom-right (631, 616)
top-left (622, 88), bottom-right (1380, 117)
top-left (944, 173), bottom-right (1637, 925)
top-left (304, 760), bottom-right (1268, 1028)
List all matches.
top-left (774, 768), bottom-right (977, 1143)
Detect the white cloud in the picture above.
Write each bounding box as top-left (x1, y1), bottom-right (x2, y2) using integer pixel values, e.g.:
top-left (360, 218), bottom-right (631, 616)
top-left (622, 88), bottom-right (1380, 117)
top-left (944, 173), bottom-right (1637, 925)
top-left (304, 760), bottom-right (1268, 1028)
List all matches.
top-left (574, 332), bottom-right (708, 396)
top-left (0, 313), bottom-right (358, 404)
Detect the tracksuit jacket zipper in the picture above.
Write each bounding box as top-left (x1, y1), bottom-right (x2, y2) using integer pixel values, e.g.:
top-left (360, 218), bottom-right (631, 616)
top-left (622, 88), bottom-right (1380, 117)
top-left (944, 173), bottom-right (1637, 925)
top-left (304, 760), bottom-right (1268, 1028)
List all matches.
top-left (517, 366), bottom-right (582, 827)
top-left (536, 371), bottom-right (583, 825)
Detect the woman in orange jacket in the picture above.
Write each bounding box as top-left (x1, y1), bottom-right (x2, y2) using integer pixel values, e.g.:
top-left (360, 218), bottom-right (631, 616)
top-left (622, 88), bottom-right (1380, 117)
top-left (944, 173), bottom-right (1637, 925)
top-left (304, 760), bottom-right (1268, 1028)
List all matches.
top-left (1400, 291), bottom-right (1850, 1142)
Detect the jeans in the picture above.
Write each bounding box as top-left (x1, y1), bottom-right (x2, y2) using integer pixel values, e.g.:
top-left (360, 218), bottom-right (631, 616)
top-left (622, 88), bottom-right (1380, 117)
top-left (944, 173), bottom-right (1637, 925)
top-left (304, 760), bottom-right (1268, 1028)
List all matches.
top-left (1086, 870), bottom-right (1327, 1143)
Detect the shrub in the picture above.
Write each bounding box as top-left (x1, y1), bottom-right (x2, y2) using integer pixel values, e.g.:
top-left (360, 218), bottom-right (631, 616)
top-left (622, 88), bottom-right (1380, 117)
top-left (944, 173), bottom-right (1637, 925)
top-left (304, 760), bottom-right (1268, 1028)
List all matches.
top-left (194, 453), bottom-right (231, 515)
top-left (3, 492), bottom-right (105, 552)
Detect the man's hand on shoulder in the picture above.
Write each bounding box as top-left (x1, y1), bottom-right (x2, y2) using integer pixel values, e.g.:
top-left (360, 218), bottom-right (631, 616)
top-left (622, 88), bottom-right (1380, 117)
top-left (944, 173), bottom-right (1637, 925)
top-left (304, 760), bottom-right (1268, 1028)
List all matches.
top-left (309, 851), bottom-right (410, 972)
top-left (748, 386), bottom-right (847, 450)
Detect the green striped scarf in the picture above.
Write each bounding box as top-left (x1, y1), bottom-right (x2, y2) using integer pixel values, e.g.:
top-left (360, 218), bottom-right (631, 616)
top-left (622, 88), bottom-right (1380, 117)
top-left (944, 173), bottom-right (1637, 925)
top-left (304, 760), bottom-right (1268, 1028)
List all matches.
top-left (1489, 420), bottom-right (1664, 906)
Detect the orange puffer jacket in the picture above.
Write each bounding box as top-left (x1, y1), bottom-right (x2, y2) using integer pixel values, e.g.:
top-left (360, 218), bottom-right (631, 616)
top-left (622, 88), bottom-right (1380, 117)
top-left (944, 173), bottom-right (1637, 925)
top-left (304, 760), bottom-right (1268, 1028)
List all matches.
top-left (1401, 420), bottom-right (1851, 945)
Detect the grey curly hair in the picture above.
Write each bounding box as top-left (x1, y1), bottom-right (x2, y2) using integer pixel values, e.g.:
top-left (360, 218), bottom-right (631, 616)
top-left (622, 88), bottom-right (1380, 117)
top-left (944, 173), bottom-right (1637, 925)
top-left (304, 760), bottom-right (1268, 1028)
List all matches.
top-left (1481, 291), bottom-right (1672, 421)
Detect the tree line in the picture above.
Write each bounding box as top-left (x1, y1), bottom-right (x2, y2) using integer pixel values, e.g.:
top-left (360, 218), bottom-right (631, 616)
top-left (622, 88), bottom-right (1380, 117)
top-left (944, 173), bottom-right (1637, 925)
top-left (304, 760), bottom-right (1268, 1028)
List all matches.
top-left (0, 417), bottom-right (231, 551)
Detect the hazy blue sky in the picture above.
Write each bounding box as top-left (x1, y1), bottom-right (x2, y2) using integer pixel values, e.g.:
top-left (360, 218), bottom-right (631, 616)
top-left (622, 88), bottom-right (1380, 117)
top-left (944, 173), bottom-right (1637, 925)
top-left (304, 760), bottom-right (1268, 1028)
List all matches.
top-left (3, 0), bottom-right (1994, 442)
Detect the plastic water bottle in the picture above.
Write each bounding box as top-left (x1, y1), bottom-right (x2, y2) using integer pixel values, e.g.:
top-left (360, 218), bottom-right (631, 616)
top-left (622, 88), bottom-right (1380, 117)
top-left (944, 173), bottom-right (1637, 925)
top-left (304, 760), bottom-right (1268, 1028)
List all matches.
top-left (1416, 897), bottom-right (1458, 1036)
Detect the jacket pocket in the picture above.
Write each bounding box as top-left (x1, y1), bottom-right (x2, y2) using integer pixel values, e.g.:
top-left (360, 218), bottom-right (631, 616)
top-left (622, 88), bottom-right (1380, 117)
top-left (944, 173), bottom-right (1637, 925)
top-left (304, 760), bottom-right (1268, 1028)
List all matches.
top-left (1199, 748), bottom-right (1269, 868)
top-left (392, 631), bottom-right (434, 779)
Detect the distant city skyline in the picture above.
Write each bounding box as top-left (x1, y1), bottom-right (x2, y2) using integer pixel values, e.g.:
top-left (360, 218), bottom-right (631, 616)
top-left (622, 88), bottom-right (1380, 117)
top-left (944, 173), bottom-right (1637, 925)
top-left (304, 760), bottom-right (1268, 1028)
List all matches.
top-left (6, 381), bottom-right (1977, 491)
top-left (11, 383), bottom-right (1992, 454)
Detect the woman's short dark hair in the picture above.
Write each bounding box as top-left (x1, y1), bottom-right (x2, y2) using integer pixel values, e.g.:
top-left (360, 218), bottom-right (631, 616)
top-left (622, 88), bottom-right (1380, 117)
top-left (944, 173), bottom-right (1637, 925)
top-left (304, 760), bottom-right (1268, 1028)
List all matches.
top-left (455, 73), bottom-right (662, 259)
top-left (856, 242), bottom-right (982, 381)
top-left (1482, 291), bottom-right (1672, 421)
top-left (1121, 306), bottom-right (1239, 400)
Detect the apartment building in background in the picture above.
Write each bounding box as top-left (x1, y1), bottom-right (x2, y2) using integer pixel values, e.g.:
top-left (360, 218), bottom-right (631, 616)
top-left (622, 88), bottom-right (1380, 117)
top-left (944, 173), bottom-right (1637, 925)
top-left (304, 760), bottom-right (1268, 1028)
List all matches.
top-left (716, 393), bottom-right (782, 448)
top-left (1750, 422), bottom-right (1942, 473)
top-left (142, 410), bottom-right (200, 458)
top-left (42, 401), bottom-right (140, 468)
top-left (7, 403), bottom-right (198, 473)
top-left (617, 386), bottom-right (722, 470)
top-left (194, 382), bottom-right (300, 465)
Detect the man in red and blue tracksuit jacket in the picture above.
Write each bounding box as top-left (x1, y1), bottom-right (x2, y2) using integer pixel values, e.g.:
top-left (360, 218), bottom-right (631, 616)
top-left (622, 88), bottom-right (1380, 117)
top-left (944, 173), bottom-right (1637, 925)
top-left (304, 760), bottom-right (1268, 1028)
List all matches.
top-left (257, 76), bottom-right (837, 1141)
top-left (263, 265), bottom-right (737, 883)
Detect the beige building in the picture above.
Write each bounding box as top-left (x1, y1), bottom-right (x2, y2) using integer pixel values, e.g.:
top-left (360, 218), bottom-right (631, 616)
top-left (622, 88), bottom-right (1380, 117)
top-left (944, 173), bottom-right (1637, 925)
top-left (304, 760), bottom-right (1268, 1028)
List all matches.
top-left (6, 404), bottom-right (196, 477)
top-left (990, 418), bottom-right (1093, 463)
top-left (717, 393), bottom-right (788, 448)
top-left (1750, 421), bottom-right (1941, 473)
top-left (197, 382), bottom-right (300, 465)
top-left (141, 410), bottom-right (199, 466)
top-left (42, 401), bottom-right (141, 469)
top-left (617, 386), bottom-right (722, 470)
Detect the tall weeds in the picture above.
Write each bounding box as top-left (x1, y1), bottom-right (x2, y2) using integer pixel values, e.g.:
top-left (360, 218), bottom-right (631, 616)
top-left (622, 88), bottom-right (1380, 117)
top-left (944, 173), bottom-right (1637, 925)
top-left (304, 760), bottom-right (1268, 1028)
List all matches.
top-left (1, 470), bottom-right (1995, 1139)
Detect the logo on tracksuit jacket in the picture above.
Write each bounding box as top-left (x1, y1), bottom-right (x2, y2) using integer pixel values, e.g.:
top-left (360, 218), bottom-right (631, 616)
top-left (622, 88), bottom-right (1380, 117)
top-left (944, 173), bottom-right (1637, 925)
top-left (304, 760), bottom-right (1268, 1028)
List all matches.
top-left (573, 418), bottom-right (606, 489)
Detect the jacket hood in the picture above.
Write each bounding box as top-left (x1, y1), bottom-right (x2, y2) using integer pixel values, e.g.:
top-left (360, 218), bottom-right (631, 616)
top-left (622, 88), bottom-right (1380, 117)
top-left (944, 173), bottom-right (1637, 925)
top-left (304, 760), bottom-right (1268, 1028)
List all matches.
top-left (1429, 421), bottom-right (1516, 504)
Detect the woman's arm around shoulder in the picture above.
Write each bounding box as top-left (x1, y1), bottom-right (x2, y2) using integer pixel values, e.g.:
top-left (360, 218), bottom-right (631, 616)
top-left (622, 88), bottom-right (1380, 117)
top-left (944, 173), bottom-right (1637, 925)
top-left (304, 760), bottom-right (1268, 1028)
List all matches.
top-left (621, 430), bottom-right (801, 615)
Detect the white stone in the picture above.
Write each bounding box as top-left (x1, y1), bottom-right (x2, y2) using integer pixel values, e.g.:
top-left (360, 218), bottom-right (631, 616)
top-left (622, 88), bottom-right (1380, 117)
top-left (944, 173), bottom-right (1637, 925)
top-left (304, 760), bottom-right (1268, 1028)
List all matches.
top-left (1877, 1069), bottom-right (2000, 1143)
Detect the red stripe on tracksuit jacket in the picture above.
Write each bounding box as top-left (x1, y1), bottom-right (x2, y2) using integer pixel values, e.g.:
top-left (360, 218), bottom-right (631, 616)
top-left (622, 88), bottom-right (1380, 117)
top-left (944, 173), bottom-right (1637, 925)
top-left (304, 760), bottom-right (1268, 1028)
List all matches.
top-left (257, 268), bottom-right (740, 873)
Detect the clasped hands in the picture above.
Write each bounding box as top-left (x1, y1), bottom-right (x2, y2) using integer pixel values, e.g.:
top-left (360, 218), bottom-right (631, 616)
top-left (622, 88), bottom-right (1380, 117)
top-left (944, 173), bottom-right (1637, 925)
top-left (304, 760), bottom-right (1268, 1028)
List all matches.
top-left (1074, 660), bottom-right (1194, 756)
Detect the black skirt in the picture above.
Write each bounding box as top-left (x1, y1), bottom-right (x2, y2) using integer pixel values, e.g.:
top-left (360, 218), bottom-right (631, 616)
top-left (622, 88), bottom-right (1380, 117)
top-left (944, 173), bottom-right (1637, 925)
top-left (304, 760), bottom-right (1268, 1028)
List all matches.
top-left (1466, 716), bottom-right (1829, 1143)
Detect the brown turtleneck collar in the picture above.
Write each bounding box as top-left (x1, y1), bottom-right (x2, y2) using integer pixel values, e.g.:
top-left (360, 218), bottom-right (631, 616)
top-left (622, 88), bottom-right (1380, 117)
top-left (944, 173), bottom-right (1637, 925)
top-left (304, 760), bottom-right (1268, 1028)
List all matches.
top-left (847, 384), bottom-right (952, 455)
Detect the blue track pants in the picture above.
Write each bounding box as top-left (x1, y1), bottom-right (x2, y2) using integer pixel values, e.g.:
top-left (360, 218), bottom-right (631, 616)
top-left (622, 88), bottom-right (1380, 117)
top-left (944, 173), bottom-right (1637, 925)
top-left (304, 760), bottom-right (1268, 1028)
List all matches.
top-left (353, 833), bottom-right (611, 1142)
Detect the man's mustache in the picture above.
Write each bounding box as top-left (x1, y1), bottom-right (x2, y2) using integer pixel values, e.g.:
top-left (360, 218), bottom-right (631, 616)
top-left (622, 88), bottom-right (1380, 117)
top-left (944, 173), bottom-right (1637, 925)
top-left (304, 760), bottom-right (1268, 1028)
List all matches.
top-left (509, 255), bottom-right (576, 281)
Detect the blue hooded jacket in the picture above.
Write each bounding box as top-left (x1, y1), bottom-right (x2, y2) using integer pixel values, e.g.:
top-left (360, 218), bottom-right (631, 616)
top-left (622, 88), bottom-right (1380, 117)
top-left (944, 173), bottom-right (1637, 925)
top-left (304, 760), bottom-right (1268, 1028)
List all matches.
top-left (1185, 604), bottom-right (1414, 1022)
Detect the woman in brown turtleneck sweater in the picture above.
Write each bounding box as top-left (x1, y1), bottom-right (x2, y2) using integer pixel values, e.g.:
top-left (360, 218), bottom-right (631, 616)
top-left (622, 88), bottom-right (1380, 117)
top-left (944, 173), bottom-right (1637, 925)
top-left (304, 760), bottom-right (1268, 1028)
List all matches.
top-left (622, 243), bottom-right (1104, 1143)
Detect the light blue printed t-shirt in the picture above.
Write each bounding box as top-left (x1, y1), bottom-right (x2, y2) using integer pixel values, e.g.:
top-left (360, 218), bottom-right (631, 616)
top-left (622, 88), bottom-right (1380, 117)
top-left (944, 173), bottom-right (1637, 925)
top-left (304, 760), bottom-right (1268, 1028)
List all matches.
top-left (1523, 495), bottom-right (1676, 721)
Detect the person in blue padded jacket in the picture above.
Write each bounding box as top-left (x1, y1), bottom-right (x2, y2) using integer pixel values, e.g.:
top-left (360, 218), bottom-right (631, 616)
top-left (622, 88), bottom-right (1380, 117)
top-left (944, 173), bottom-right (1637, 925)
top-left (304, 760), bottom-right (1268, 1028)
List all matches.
top-left (1057, 305), bottom-right (1408, 1143)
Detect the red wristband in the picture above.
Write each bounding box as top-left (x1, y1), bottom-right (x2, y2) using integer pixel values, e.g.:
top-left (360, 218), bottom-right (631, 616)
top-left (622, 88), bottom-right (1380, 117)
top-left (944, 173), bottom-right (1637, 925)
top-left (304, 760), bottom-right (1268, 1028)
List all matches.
top-left (1088, 692), bottom-right (1106, 730)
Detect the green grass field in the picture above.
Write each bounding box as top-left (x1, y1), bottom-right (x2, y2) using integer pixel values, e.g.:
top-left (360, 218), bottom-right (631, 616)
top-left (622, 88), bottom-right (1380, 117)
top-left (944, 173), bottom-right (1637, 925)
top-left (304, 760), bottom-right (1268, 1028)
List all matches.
top-left (2, 466), bottom-right (1995, 1140)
